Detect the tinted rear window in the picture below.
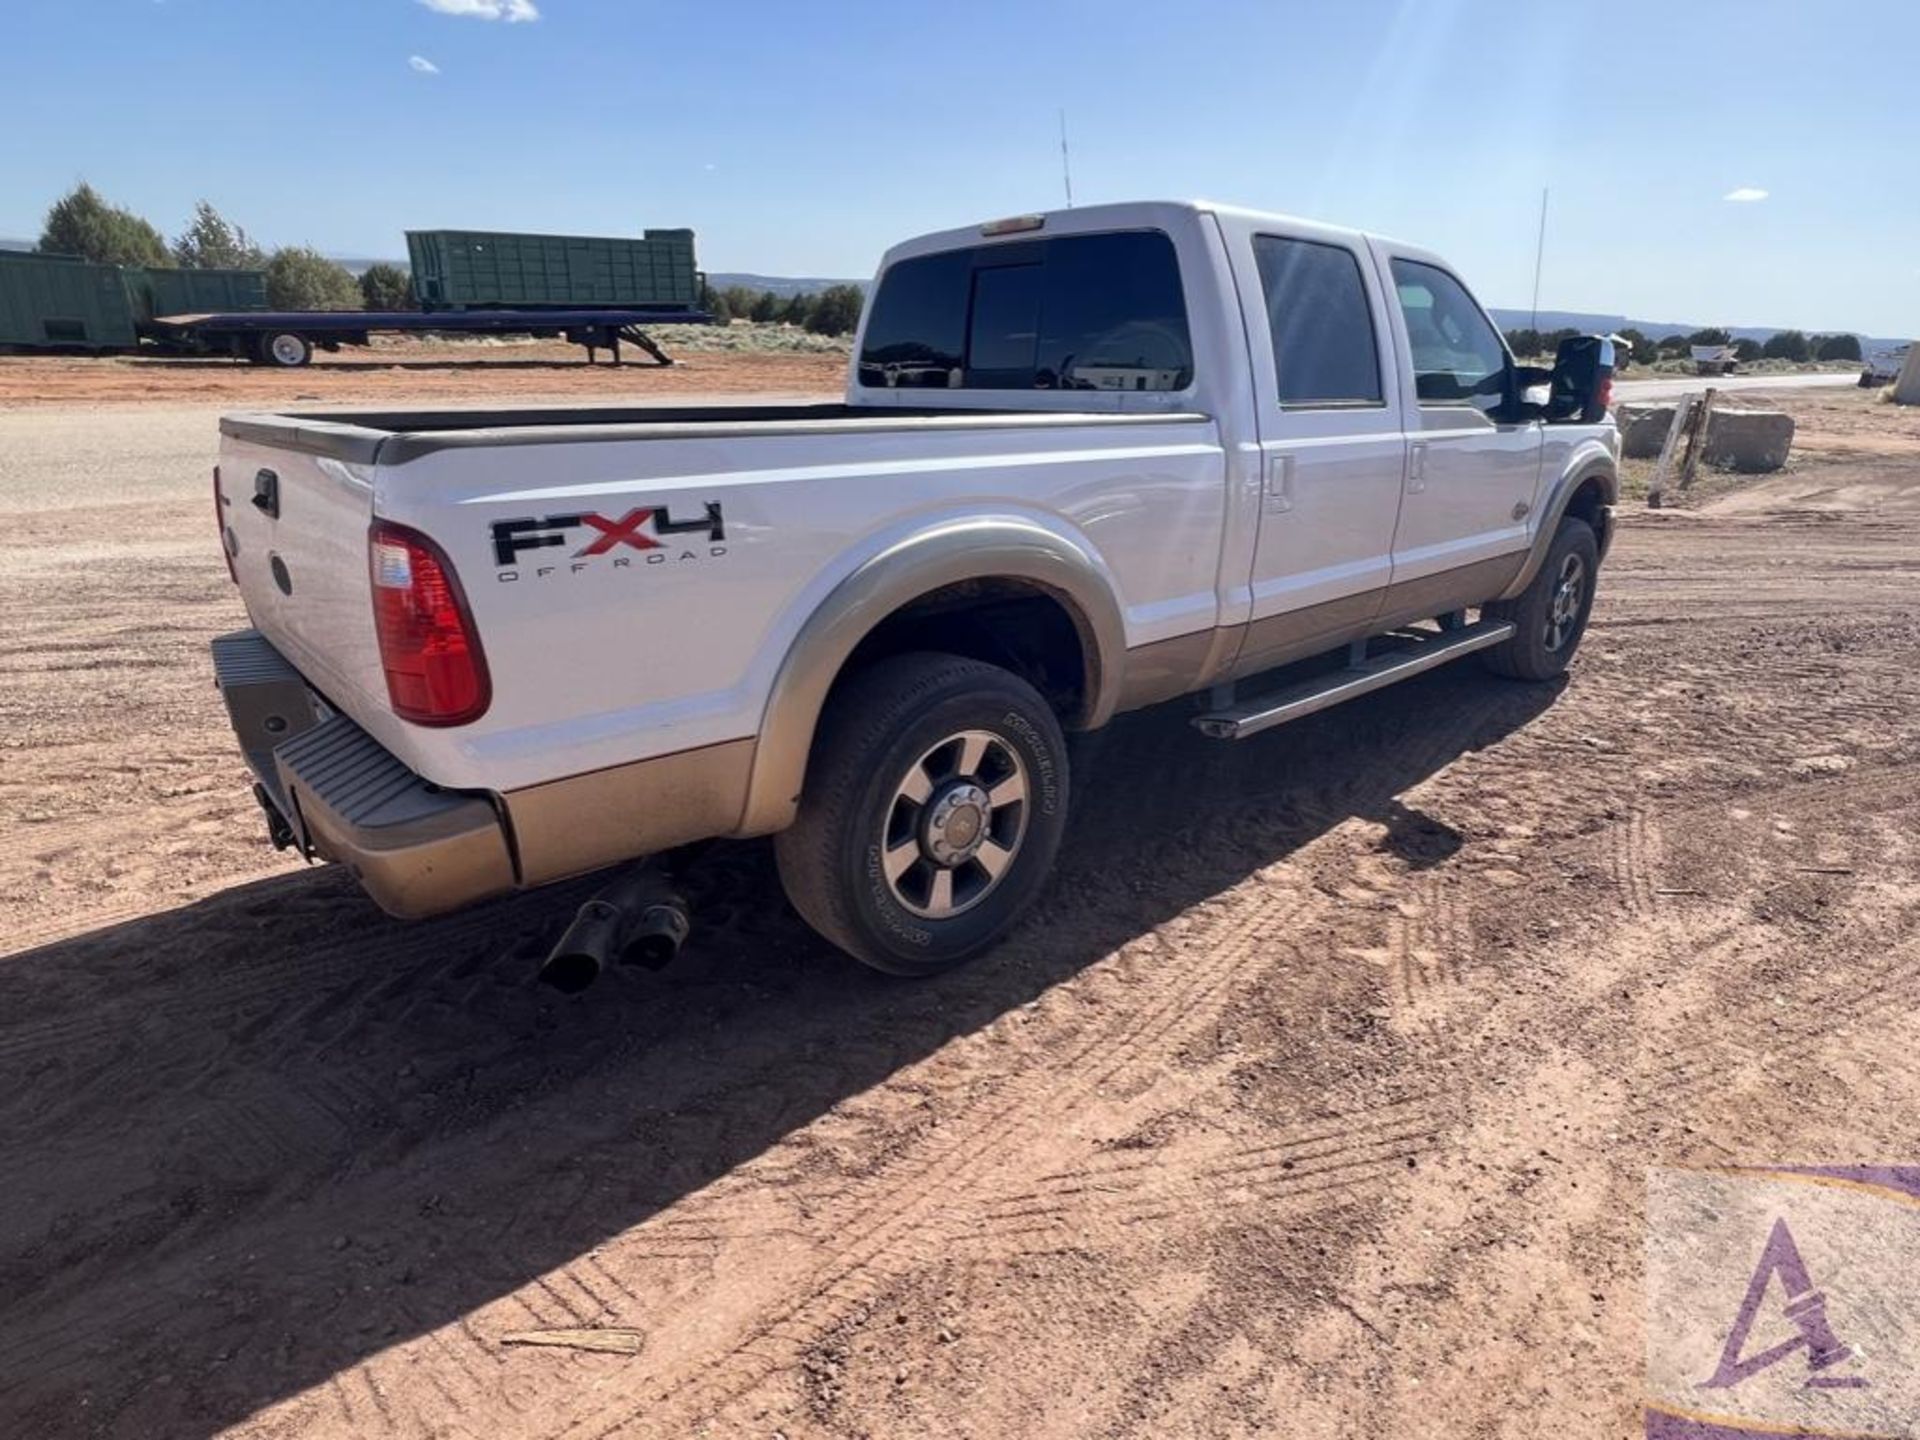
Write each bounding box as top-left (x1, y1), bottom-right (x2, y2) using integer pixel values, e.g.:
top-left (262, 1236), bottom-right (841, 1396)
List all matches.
top-left (1253, 235), bottom-right (1383, 406)
top-left (858, 230), bottom-right (1192, 392)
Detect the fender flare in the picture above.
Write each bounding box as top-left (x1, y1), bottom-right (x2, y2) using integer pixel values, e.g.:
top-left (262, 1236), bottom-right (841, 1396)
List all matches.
top-left (1497, 445), bottom-right (1619, 600)
top-left (735, 517), bottom-right (1126, 837)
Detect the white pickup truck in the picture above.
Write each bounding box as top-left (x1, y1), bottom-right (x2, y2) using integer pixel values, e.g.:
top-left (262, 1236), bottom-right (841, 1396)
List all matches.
top-left (212, 200), bottom-right (1618, 980)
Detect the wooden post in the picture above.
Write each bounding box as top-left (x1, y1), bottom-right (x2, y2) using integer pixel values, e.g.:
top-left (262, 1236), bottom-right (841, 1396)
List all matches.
top-left (1647, 394), bottom-right (1695, 509)
top-left (1679, 386), bottom-right (1719, 491)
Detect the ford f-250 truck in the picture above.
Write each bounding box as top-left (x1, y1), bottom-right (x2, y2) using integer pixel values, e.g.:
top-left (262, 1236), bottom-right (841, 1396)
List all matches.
top-left (211, 200), bottom-right (1618, 980)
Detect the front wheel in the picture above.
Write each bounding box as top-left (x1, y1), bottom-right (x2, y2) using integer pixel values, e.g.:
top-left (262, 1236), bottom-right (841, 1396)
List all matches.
top-left (774, 652), bottom-right (1070, 976)
top-left (1481, 516), bottom-right (1599, 681)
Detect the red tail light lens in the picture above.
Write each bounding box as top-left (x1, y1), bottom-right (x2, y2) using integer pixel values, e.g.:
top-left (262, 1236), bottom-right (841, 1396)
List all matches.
top-left (368, 520), bottom-right (490, 726)
top-left (214, 467), bottom-right (237, 584)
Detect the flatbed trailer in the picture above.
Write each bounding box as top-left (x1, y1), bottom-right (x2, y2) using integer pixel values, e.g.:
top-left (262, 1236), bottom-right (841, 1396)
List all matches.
top-left (144, 305), bottom-right (714, 368)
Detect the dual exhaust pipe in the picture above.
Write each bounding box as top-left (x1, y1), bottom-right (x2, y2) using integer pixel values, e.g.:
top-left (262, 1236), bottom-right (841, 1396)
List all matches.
top-left (538, 864), bottom-right (691, 994)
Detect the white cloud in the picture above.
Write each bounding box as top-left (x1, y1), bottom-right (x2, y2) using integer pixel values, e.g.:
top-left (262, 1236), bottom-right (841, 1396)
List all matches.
top-left (1723, 187), bottom-right (1769, 203)
top-left (417, 0), bottom-right (540, 20)
top-left (409, 54), bottom-right (441, 73)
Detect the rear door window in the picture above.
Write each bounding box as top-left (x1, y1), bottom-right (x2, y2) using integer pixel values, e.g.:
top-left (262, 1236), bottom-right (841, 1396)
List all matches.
top-left (1389, 258), bottom-right (1509, 409)
top-left (1252, 235), bottom-right (1383, 407)
top-left (859, 230), bottom-right (1192, 392)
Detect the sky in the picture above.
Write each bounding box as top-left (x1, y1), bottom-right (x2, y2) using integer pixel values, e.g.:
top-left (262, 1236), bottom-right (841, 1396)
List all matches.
top-left (3, 0), bottom-right (1914, 336)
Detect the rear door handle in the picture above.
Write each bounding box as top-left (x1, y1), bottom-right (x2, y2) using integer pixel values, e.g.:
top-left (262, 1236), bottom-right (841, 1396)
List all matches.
top-left (1265, 453), bottom-right (1294, 513)
top-left (252, 468), bottom-right (280, 519)
top-left (1406, 443), bottom-right (1428, 495)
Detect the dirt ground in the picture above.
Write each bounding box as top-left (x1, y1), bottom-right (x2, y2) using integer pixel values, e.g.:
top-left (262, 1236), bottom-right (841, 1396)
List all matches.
top-left (2, 373), bottom-right (1918, 1439)
top-left (0, 337), bottom-right (846, 408)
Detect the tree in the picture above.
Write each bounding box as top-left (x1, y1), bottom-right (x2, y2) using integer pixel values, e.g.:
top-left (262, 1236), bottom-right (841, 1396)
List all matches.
top-left (779, 292), bottom-right (815, 328)
top-left (1686, 327), bottom-right (1732, 347)
top-left (1504, 328), bottom-right (1543, 358)
top-left (1732, 337), bottom-right (1763, 362)
top-left (699, 282), bottom-right (732, 323)
top-left (38, 182), bottom-right (168, 266)
top-left (748, 290), bottom-right (780, 323)
top-left (1657, 333), bottom-right (1693, 359)
top-left (805, 284), bottom-right (865, 337)
top-left (1617, 327), bottom-right (1652, 363)
top-left (172, 200), bottom-right (265, 270)
top-left (1814, 332), bottom-right (1862, 362)
top-left (358, 262), bottom-right (414, 311)
top-left (1761, 329), bottom-right (1810, 362)
top-left (263, 246), bottom-right (361, 310)
top-left (720, 285), bottom-right (758, 319)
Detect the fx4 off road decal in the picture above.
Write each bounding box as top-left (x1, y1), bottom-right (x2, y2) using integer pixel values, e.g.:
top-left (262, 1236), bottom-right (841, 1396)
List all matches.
top-left (490, 503), bottom-right (728, 579)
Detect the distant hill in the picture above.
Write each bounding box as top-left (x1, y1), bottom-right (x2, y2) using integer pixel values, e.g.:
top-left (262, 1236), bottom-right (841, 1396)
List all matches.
top-left (1489, 306), bottom-right (1904, 353)
top-left (707, 271), bottom-right (867, 297)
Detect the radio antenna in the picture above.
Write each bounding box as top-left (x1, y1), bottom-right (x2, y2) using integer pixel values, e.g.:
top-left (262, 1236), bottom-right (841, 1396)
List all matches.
top-left (1529, 186), bottom-right (1549, 333)
top-left (1059, 109), bottom-right (1075, 208)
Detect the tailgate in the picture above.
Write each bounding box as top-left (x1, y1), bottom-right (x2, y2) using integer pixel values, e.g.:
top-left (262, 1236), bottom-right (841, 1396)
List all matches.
top-left (217, 428), bottom-right (387, 726)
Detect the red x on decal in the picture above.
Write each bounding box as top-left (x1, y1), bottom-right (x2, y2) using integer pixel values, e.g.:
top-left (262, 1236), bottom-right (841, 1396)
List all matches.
top-left (574, 509), bottom-right (663, 556)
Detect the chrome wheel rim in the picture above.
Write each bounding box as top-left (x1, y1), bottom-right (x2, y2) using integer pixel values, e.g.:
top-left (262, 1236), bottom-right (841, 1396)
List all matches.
top-left (880, 729), bottom-right (1028, 919)
top-left (270, 334), bottom-right (305, 365)
top-left (1545, 552), bottom-right (1587, 652)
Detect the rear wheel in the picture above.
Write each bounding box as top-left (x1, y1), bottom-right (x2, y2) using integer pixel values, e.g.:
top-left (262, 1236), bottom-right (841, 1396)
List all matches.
top-left (253, 332), bottom-right (313, 368)
top-left (1481, 516), bottom-right (1599, 680)
top-left (775, 652), bottom-right (1069, 976)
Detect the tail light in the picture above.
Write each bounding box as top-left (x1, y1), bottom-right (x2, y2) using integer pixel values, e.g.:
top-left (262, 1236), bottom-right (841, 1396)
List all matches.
top-left (1596, 373), bottom-right (1614, 413)
top-left (213, 467), bottom-right (237, 584)
top-left (368, 520), bottom-right (490, 726)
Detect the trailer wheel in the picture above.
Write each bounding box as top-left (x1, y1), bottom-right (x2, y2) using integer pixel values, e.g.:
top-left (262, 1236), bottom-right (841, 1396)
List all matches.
top-left (253, 332), bottom-right (313, 368)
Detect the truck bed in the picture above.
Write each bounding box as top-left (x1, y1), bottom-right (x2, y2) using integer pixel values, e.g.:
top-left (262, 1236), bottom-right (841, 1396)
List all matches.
top-left (220, 402), bottom-right (1204, 465)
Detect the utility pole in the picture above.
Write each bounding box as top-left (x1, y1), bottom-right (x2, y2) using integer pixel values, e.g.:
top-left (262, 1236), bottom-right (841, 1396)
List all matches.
top-left (1529, 186), bottom-right (1549, 333)
top-left (1059, 110), bottom-right (1074, 209)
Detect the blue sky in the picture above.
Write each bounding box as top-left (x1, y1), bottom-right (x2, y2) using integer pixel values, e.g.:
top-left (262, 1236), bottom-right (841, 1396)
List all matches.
top-left (4, 0), bottom-right (1913, 335)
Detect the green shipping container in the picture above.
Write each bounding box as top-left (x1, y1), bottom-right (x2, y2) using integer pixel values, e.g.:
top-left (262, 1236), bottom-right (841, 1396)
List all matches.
top-left (0, 250), bottom-right (138, 351)
top-left (123, 265), bottom-right (270, 323)
top-left (405, 227), bottom-right (699, 311)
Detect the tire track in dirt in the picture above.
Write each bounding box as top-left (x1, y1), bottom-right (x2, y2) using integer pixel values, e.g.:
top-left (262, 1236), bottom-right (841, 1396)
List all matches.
top-left (553, 884), bottom-right (1348, 1437)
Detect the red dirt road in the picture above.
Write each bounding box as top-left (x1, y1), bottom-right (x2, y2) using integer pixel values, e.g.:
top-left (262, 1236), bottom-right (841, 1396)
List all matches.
top-left (1, 378), bottom-right (1917, 1438)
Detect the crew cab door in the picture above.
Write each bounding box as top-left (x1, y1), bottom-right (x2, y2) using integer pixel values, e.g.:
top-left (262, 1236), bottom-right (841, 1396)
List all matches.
top-left (1218, 217), bottom-right (1407, 674)
top-left (1370, 243), bottom-right (1543, 615)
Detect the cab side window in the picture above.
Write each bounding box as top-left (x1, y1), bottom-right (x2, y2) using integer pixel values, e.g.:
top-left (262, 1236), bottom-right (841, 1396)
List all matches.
top-left (1252, 235), bottom-right (1383, 407)
top-left (1389, 259), bottom-right (1508, 410)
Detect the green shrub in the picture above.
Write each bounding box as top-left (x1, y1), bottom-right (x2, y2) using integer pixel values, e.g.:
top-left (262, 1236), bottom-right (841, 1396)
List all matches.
top-left (172, 201), bottom-right (265, 270)
top-left (264, 246), bottom-right (361, 310)
top-left (358, 262), bottom-right (414, 311)
top-left (38, 183), bottom-right (168, 266)
top-left (805, 284), bottom-right (865, 337)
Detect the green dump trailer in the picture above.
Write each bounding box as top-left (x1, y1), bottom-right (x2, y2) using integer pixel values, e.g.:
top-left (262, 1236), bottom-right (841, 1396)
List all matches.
top-left (405, 227), bottom-right (699, 311)
top-left (123, 265), bottom-right (269, 322)
top-left (0, 251), bottom-right (139, 351)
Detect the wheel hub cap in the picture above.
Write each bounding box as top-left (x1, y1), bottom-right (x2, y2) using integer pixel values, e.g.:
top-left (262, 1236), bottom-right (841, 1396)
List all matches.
top-left (925, 783), bottom-right (990, 865)
top-left (879, 729), bottom-right (1030, 920)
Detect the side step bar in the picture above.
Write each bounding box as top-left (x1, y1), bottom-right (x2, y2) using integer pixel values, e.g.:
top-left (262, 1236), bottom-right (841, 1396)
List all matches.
top-left (1192, 619), bottom-right (1515, 741)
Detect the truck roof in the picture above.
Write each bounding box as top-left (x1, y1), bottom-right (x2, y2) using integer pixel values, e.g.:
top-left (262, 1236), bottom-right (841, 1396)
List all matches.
top-left (879, 198), bottom-right (1415, 270)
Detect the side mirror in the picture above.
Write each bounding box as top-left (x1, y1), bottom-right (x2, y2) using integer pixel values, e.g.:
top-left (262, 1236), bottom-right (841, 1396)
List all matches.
top-left (1501, 362), bottom-right (1554, 421)
top-left (1545, 336), bottom-right (1615, 423)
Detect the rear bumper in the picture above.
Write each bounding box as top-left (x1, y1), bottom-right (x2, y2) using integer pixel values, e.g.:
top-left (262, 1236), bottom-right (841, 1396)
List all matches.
top-left (211, 630), bottom-right (515, 918)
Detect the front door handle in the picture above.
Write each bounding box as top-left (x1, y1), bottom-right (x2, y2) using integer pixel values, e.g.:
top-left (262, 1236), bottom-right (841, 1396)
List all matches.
top-left (1265, 453), bottom-right (1294, 514)
top-left (1407, 442), bottom-right (1428, 495)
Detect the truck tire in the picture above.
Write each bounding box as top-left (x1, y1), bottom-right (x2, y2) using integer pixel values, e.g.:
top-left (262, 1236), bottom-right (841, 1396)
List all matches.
top-left (253, 332), bottom-right (313, 368)
top-left (775, 652), bottom-right (1070, 976)
top-left (1481, 516), bottom-right (1599, 681)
